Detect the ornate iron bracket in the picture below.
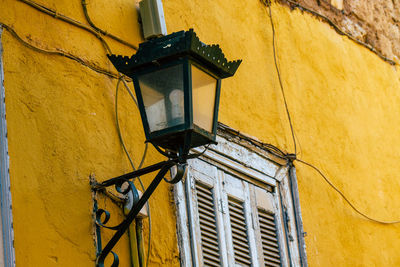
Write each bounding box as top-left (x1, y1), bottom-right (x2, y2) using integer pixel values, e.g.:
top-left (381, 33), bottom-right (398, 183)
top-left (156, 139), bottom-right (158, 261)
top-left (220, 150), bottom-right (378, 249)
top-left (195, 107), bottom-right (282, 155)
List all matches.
top-left (92, 159), bottom-right (187, 267)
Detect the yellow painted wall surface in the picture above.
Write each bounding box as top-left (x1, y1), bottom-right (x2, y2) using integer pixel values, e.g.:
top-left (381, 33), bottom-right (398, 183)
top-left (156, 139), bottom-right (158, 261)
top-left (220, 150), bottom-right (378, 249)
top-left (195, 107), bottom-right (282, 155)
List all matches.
top-left (164, 1), bottom-right (400, 266)
top-left (1, 0), bottom-right (400, 266)
top-left (1, 0), bottom-right (179, 266)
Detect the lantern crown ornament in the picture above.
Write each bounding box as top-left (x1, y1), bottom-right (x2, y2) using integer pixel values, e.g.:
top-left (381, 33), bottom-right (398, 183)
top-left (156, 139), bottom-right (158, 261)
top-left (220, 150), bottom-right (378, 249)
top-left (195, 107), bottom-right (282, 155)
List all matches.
top-left (108, 29), bottom-right (241, 155)
top-left (108, 29), bottom-right (241, 78)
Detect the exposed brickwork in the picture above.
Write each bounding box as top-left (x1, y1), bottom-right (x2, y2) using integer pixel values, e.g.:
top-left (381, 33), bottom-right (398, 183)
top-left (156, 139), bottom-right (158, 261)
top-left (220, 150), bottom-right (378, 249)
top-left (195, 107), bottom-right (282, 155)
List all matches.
top-left (279, 0), bottom-right (400, 63)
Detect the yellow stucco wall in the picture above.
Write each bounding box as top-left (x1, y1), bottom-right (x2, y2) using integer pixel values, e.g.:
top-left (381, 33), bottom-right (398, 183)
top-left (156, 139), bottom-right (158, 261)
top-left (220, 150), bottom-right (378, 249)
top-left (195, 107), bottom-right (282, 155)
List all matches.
top-left (164, 1), bottom-right (400, 266)
top-left (1, 0), bottom-right (400, 266)
top-left (1, 0), bottom-right (179, 266)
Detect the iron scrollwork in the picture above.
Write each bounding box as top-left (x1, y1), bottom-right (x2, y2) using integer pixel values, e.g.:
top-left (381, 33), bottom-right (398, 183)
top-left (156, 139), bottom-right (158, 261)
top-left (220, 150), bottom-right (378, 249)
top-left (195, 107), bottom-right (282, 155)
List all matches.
top-left (92, 159), bottom-right (187, 267)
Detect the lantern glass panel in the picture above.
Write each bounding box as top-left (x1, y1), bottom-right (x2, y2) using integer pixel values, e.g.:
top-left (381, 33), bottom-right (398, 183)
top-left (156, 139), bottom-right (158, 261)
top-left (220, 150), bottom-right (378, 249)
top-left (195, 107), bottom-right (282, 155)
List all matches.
top-left (191, 65), bottom-right (217, 132)
top-left (138, 64), bottom-right (185, 133)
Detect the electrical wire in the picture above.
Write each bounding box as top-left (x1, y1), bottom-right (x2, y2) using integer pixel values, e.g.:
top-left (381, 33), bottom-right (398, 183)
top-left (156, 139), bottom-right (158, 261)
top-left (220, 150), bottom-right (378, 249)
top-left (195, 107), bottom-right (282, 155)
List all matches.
top-left (115, 77), bottom-right (152, 267)
top-left (17, 0), bottom-right (112, 54)
top-left (2, 3), bottom-right (148, 262)
top-left (115, 77), bottom-right (142, 172)
top-left (6, 0), bottom-right (149, 262)
top-left (2, 19), bottom-right (150, 261)
top-left (265, 3), bottom-right (400, 225)
top-left (18, 0), bottom-right (138, 52)
top-left (14, 0), bottom-right (399, 255)
top-left (218, 122), bottom-right (287, 159)
top-left (121, 79), bottom-right (139, 106)
top-left (0, 22), bottom-right (119, 79)
top-left (267, 3), bottom-right (298, 156)
top-left (81, 0), bottom-right (138, 51)
top-left (78, 11), bottom-right (152, 261)
top-left (295, 159), bottom-right (400, 224)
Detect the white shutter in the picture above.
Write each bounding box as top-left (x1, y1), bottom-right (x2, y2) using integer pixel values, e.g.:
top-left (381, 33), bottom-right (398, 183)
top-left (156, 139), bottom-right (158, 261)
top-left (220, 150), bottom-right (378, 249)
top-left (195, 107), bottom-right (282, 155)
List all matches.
top-left (258, 209), bottom-right (281, 266)
top-left (195, 181), bottom-right (221, 266)
top-left (253, 186), bottom-right (282, 267)
top-left (187, 158), bottom-right (228, 266)
top-left (220, 172), bottom-right (260, 267)
top-left (175, 137), bottom-right (303, 267)
top-left (227, 197), bottom-right (252, 266)
top-left (184, 158), bottom-right (293, 267)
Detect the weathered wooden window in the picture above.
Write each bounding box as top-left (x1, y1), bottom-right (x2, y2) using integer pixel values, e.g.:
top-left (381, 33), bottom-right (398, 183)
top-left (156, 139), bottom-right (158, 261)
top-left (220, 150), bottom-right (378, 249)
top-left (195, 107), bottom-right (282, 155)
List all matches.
top-left (175, 133), bottom-right (306, 267)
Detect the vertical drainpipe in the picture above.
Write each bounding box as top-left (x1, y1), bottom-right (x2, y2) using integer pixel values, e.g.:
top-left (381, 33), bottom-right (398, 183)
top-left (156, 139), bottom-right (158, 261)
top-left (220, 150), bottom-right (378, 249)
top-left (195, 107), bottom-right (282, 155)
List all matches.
top-left (125, 188), bottom-right (148, 267)
top-left (288, 160), bottom-right (308, 267)
top-left (125, 189), bottom-right (141, 267)
top-left (128, 222), bottom-right (140, 267)
top-left (0, 26), bottom-right (16, 267)
top-left (135, 219), bottom-right (145, 267)
top-left (278, 183), bottom-right (293, 267)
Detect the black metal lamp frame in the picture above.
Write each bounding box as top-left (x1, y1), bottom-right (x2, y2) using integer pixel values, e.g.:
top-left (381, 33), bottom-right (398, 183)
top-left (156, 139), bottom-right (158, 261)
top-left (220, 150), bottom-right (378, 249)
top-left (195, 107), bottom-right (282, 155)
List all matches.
top-left (108, 29), bottom-right (241, 152)
top-left (92, 157), bottom-right (187, 267)
top-left (130, 58), bottom-right (222, 151)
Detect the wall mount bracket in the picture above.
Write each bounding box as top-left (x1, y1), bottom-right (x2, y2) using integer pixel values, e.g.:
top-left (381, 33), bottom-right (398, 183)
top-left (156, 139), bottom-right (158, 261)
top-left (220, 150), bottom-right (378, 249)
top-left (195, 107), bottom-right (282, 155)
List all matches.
top-left (92, 159), bottom-right (187, 267)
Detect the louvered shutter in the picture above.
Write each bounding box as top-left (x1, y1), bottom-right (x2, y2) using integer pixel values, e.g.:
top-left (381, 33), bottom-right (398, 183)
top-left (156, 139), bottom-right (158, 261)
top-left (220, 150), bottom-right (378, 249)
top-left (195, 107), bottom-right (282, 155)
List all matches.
top-left (187, 158), bottom-right (228, 266)
top-left (258, 208), bottom-right (281, 266)
top-left (221, 172), bottom-right (259, 266)
top-left (254, 186), bottom-right (282, 267)
top-left (228, 197), bottom-right (252, 266)
top-left (195, 182), bottom-right (222, 266)
top-left (176, 139), bottom-right (303, 267)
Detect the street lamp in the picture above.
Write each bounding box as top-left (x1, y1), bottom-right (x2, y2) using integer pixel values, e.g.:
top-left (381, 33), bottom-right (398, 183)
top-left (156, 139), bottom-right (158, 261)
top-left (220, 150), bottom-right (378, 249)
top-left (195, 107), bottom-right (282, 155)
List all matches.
top-left (93, 29), bottom-right (241, 266)
top-left (108, 29), bottom-right (241, 158)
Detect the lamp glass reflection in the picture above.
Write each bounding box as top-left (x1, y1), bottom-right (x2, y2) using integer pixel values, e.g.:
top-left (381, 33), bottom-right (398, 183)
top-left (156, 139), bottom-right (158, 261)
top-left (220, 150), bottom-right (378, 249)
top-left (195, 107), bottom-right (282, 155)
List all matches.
top-left (191, 65), bottom-right (217, 132)
top-left (138, 64), bottom-right (184, 132)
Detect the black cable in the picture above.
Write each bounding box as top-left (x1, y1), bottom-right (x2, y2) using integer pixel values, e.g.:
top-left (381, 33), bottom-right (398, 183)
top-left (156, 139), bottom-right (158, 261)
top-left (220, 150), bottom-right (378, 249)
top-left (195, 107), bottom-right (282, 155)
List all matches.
top-left (0, 23), bottom-right (119, 79)
top-left (296, 159), bottom-right (400, 224)
top-left (264, 3), bottom-right (400, 225)
top-left (267, 3), bottom-right (298, 156)
top-left (81, 0), bottom-right (138, 51)
top-left (115, 77), bottom-right (152, 267)
top-left (17, 0), bottom-right (139, 53)
top-left (17, 0), bottom-right (112, 54)
top-left (218, 123), bottom-right (287, 158)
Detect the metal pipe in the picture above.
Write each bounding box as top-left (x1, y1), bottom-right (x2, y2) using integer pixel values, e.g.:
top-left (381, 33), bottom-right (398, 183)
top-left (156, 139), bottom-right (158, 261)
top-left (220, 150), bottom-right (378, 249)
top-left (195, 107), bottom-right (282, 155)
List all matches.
top-left (288, 162), bottom-right (308, 267)
top-left (125, 190), bottom-right (141, 267)
top-left (128, 222), bottom-right (140, 267)
top-left (278, 183), bottom-right (293, 267)
top-left (136, 219), bottom-right (145, 267)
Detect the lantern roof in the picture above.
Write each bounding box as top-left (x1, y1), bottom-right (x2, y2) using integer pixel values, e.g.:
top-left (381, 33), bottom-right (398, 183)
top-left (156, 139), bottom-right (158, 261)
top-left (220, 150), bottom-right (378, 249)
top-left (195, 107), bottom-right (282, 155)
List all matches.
top-left (108, 29), bottom-right (242, 78)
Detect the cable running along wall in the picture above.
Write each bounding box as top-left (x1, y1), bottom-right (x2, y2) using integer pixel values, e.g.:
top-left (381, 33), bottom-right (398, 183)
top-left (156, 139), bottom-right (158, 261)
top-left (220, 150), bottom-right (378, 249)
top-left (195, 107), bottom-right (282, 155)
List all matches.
top-left (264, 1), bottom-right (400, 225)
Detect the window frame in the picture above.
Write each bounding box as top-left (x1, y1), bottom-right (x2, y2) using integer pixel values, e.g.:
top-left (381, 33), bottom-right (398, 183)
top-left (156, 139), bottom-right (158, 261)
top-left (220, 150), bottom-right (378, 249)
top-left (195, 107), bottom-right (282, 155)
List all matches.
top-left (175, 130), bottom-right (307, 267)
